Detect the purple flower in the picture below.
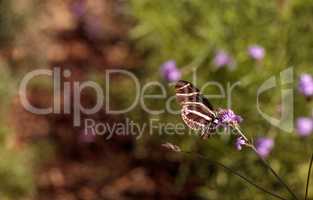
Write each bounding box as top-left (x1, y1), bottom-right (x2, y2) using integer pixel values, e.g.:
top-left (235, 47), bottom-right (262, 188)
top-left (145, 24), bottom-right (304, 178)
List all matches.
top-left (248, 45), bottom-right (265, 60)
top-left (83, 15), bottom-right (103, 40)
top-left (298, 74), bottom-right (313, 97)
top-left (213, 50), bottom-right (234, 68)
top-left (160, 60), bottom-right (181, 82)
top-left (235, 137), bottom-right (246, 150)
top-left (217, 109), bottom-right (243, 126)
top-left (71, 0), bottom-right (86, 18)
top-left (78, 129), bottom-right (96, 144)
top-left (296, 117), bottom-right (313, 137)
top-left (255, 137), bottom-right (274, 158)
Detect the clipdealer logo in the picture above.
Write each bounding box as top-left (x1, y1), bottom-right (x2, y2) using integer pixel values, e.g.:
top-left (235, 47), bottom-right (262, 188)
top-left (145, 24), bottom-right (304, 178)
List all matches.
top-left (18, 67), bottom-right (294, 137)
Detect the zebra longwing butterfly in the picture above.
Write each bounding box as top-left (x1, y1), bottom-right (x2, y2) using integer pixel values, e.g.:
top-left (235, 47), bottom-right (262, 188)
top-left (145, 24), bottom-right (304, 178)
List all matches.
top-left (175, 80), bottom-right (219, 138)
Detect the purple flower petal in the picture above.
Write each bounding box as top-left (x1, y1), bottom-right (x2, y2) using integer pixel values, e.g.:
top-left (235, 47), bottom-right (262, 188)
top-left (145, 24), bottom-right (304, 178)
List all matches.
top-left (298, 74), bottom-right (313, 97)
top-left (217, 109), bottom-right (243, 126)
top-left (71, 0), bottom-right (86, 18)
top-left (83, 15), bottom-right (103, 40)
top-left (160, 60), bottom-right (181, 82)
top-left (248, 45), bottom-right (265, 60)
top-left (78, 129), bottom-right (96, 144)
top-left (213, 51), bottom-right (234, 68)
top-left (255, 137), bottom-right (274, 158)
top-left (235, 137), bottom-right (246, 151)
top-left (296, 117), bottom-right (313, 137)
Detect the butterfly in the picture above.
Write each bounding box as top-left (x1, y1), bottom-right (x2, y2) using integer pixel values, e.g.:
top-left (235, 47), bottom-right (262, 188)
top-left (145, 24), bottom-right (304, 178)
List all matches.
top-left (175, 80), bottom-right (219, 139)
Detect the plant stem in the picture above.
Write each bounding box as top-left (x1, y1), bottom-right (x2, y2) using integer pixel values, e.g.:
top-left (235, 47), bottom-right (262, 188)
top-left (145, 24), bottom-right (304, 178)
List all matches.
top-left (234, 126), bottom-right (248, 141)
top-left (305, 152), bottom-right (313, 200)
top-left (250, 146), bottom-right (298, 200)
top-left (182, 151), bottom-right (288, 200)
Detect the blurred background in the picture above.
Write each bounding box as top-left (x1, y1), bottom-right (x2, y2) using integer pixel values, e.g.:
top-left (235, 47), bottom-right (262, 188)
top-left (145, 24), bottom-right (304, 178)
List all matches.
top-left (1, 0), bottom-right (313, 199)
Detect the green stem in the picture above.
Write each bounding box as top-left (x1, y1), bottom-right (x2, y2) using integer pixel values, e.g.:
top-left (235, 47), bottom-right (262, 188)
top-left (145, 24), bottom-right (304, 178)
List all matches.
top-left (250, 146), bottom-right (298, 200)
top-left (233, 126), bottom-right (298, 200)
top-left (305, 152), bottom-right (313, 200)
top-left (182, 151), bottom-right (288, 200)
top-left (234, 126), bottom-right (248, 141)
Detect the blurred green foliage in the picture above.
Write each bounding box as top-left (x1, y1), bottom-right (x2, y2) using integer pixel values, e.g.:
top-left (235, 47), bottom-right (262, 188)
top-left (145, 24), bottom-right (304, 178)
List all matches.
top-left (0, 65), bottom-right (34, 199)
top-left (0, 1), bottom-right (36, 199)
top-left (129, 0), bottom-right (313, 199)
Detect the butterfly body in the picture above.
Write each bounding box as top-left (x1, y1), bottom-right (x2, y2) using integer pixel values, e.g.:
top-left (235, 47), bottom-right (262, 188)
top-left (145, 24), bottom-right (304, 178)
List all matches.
top-left (175, 80), bottom-right (219, 138)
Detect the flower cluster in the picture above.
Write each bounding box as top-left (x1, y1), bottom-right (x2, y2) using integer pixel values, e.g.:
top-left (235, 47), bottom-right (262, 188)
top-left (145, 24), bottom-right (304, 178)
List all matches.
top-left (219, 109), bottom-right (275, 157)
top-left (212, 44), bottom-right (265, 70)
top-left (160, 60), bottom-right (181, 82)
top-left (295, 74), bottom-right (313, 137)
top-left (215, 109), bottom-right (248, 151)
top-left (161, 44), bottom-right (265, 80)
top-left (217, 109), bottom-right (243, 127)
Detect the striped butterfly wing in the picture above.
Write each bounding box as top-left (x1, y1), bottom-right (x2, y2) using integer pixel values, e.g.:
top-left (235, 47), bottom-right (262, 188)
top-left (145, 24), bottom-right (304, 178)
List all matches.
top-left (175, 80), bottom-right (218, 138)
